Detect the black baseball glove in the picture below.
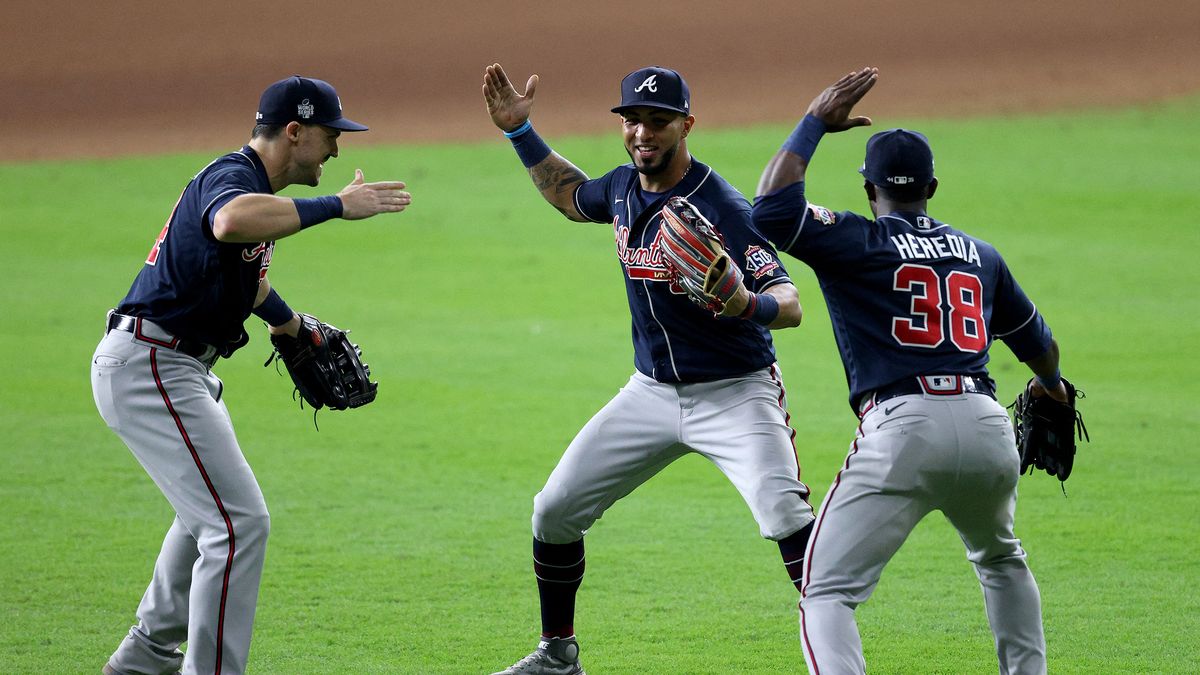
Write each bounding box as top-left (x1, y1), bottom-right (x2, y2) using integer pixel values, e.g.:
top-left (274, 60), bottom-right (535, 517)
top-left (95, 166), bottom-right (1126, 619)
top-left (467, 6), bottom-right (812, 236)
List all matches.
top-left (265, 313), bottom-right (378, 413)
top-left (1009, 378), bottom-right (1088, 485)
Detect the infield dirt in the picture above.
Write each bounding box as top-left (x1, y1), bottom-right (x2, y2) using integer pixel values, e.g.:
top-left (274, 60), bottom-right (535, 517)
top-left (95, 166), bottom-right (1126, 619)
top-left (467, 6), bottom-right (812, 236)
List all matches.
top-left (4, 1), bottom-right (1199, 162)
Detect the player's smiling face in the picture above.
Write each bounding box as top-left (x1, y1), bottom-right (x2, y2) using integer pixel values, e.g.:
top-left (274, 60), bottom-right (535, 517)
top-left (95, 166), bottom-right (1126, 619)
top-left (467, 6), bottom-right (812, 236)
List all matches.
top-left (620, 107), bottom-right (691, 176)
top-left (294, 124), bottom-right (341, 187)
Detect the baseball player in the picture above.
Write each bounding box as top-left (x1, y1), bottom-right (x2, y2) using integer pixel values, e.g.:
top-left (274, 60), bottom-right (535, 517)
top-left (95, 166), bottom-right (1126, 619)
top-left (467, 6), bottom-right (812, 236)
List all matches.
top-left (90, 76), bottom-right (410, 675)
top-left (482, 63), bottom-right (817, 674)
top-left (751, 67), bottom-right (1070, 674)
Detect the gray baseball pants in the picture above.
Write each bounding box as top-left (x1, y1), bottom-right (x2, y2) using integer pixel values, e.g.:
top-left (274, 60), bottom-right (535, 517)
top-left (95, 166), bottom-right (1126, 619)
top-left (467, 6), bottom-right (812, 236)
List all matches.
top-left (532, 365), bottom-right (815, 544)
top-left (800, 392), bottom-right (1046, 675)
top-left (92, 322), bottom-right (269, 675)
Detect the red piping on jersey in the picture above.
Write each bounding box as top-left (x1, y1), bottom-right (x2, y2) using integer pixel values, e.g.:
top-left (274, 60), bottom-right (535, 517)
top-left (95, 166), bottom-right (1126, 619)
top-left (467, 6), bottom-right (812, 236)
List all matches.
top-left (800, 410), bottom-right (869, 674)
top-left (150, 348), bottom-right (234, 674)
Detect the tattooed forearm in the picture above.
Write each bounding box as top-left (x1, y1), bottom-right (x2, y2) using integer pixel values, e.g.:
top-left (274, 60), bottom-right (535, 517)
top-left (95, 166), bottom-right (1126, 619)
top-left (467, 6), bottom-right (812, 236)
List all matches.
top-left (529, 155), bottom-right (588, 221)
top-left (530, 159), bottom-right (586, 195)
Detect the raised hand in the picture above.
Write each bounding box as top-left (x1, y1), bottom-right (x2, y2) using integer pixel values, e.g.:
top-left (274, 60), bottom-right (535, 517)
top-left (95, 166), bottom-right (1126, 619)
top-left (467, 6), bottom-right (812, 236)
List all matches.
top-left (337, 169), bottom-right (411, 220)
top-left (483, 63), bottom-right (538, 133)
top-left (807, 67), bottom-right (878, 132)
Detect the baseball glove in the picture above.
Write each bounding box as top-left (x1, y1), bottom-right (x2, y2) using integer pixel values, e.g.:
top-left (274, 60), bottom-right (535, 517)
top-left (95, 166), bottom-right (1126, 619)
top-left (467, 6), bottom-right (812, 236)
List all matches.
top-left (265, 313), bottom-right (378, 414)
top-left (1009, 378), bottom-right (1088, 485)
top-left (658, 196), bottom-right (743, 314)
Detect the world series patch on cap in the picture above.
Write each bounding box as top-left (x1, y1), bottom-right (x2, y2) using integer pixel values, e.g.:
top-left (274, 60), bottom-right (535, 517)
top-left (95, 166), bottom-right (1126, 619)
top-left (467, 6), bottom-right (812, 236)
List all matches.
top-left (256, 75), bottom-right (368, 131)
top-left (612, 66), bottom-right (690, 115)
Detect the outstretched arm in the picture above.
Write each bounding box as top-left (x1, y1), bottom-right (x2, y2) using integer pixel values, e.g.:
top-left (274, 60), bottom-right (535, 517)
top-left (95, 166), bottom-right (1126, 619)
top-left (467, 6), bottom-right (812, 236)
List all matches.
top-left (755, 67), bottom-right (878, 198)
top-left (483, 63), bottom-right (589, 222)
top-left (212, 169), bottom-right (411, 242)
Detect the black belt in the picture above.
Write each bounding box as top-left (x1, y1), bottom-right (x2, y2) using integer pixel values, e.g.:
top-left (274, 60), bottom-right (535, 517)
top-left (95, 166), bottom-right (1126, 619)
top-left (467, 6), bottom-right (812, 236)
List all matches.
top-left (106, 312), bottom-right (219, 366)
top-left (862, 375), bottom-right (995, 414)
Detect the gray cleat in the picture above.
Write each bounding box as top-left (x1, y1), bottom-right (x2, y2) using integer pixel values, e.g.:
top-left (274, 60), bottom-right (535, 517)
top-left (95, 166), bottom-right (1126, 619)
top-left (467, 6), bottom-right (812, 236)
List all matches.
top-left (102, 665), bottom-right (180, 675)
top-left (492, 636), bottom-right (585, 675)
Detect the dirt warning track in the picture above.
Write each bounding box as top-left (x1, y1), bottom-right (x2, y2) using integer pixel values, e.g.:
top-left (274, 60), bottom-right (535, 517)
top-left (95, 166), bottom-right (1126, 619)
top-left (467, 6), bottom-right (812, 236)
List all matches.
top-left (4, 1), bottom-right (1199, 161)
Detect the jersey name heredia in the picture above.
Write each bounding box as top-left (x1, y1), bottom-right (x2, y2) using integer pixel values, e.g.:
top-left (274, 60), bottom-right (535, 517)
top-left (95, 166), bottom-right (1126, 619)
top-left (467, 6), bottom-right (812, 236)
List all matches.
top-left (890, 232), bottom-right (981, 267)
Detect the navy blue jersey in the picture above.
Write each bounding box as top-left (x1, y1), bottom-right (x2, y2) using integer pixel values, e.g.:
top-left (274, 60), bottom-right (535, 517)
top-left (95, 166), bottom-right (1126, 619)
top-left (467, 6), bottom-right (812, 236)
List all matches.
top-left (117, 146), bottom-right (275, 356)
top-left (752, 182), bottom-right (1052, 409)
top-left (574, 159), bottom-right (792, 383)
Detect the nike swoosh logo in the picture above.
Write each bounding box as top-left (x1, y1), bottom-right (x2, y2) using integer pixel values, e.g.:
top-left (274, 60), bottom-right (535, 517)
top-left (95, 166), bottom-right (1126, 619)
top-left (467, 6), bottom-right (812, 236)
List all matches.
top-left (614, 198), bottom-right (624, 203)
top-left (884, 402), bottom-right (907, 415)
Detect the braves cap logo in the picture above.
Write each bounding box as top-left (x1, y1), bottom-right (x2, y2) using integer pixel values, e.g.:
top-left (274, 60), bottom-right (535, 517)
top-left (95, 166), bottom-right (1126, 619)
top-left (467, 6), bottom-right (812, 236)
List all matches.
top-left (297, 98), bottom-right (315, 119)
top-left (634, 74), bottom-right (658, 93)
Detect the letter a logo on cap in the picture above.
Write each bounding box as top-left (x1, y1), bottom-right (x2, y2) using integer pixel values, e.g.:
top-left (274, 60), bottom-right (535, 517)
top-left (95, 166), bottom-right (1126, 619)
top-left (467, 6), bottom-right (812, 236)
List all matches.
top-left (634, 74), bottom-right (658, 93)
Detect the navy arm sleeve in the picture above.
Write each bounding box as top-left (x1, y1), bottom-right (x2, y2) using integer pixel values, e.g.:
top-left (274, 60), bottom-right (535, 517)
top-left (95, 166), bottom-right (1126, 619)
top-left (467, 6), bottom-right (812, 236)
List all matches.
top-left (751, 182), bottom-right (810, 253)
top-left (199, 163), bottom-right (262, 235)
top-left (990, 258), bottom-right (1053, 361)
top-left (572, 170), bottom-right (619, 224)
top-left (714, 201), bottom-right (792, 293)
top-left (751, 181), bottom-right (860, 272)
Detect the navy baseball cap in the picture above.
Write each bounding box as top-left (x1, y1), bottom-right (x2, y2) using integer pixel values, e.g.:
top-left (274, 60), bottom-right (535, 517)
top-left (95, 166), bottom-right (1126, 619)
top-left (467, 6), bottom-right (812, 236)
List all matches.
top-left (256, 76), bottom-right (368, 131)
top-left (859, 129), bottom-right (934, 187)
top-left (611, 66), bottom-right (690, 115)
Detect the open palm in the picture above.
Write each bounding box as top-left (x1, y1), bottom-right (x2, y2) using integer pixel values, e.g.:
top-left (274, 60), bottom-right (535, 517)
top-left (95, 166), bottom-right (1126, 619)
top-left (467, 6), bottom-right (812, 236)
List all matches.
top-left (807, 67), bottom-right (878, 132)
top-left (483, 63), bottom-right (538, 133)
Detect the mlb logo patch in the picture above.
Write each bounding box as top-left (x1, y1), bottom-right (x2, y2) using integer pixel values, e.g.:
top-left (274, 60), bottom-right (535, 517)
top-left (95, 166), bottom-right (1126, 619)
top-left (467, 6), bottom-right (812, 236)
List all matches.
top-left (808, 204), bottom-right (836, 226)
top-left (919, 375), bottom-right (963, 394)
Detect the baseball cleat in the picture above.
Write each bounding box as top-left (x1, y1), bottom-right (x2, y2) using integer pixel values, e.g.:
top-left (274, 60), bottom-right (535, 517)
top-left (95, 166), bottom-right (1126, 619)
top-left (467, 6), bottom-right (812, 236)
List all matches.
top-left (491, 636), bottom-right (585, 675)
top-left (102, 665), bottom-right (180, 675)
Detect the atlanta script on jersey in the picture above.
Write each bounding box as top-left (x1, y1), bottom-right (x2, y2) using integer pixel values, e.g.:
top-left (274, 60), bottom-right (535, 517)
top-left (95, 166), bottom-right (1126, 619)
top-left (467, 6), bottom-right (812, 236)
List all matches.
top-left (573, 159), bottom-right (792, 382)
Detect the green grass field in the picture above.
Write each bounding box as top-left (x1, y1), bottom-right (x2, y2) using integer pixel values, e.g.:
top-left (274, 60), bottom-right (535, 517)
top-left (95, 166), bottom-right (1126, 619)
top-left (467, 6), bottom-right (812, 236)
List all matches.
top-left (2, 97), bottom-right (1198, 673)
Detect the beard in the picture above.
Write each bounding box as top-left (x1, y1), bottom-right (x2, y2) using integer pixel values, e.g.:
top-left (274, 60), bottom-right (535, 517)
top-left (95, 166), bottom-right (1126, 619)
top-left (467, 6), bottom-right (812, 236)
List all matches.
top-left (628, 141), bottom-right (678, 176)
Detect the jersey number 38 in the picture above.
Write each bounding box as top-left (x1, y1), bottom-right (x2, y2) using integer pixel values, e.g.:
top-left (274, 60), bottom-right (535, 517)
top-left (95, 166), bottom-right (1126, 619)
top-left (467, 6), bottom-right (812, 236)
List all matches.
top-left (891, 263), bottom-right (987, 352)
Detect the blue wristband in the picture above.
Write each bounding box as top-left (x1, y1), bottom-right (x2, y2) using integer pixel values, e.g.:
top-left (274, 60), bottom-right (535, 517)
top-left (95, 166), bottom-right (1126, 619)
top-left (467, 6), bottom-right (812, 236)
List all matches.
top-left (1036, 369), bottom-right (1062, 391)
top-left (782, 114), bottom-right (827, 162)
top-left (294, 195), bottom-right (343, 229)
top-left (252, 288), bottom-right (294, 327)
top-left (503, 120), bottom-right (533, 138)
top-left (737, 292), bottom-right (781, 326)
top-left (508, 122), bottom-right (552, 168)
